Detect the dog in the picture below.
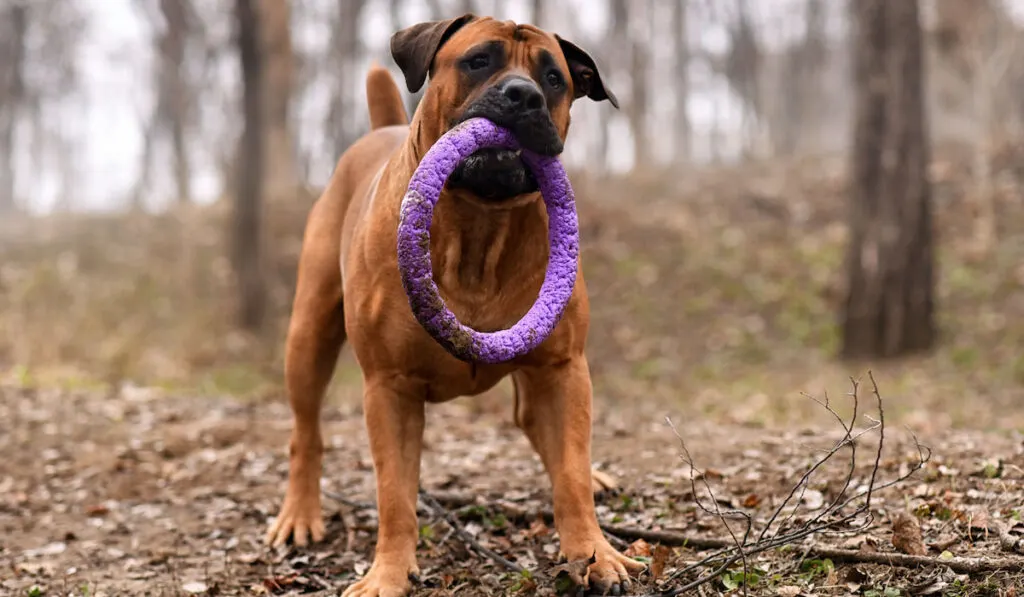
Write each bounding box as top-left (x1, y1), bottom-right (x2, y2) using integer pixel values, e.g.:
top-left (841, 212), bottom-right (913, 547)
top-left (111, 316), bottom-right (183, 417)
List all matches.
top-left (264, 13), bottom-right (644, 596)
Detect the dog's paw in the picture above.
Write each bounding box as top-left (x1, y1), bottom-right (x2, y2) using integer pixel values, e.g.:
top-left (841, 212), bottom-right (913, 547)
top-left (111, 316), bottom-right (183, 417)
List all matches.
top-left (264, 491), bottom-right (325, 548)
top-left (342, 559), bottom-right (419, 597)
top-left (562, 538), bottom-right (646, 596)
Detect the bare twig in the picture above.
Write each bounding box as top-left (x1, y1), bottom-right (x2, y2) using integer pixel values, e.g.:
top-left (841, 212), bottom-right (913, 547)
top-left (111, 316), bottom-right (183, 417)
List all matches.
top-left (645, 372), bottom-right (930, 595)
top-left (666, 416), bottom-right (753, 597)
top-left (321, 489), bottom-right (372, 511)
top-left (418, 490), bottom-right (526, 574)
top-left (773, 545), bottom-right (1024, 575)
top-left (320, 488), bottom-right (524, 572)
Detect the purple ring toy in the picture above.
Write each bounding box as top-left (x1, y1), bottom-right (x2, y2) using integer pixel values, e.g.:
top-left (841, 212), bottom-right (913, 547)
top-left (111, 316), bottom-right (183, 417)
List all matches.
top-left (396, 117), bottom-right (579, 364)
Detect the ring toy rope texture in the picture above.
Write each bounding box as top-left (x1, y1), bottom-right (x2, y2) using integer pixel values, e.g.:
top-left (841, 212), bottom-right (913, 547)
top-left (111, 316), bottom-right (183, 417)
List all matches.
top-left (396, 117), bottom-right (579, 364)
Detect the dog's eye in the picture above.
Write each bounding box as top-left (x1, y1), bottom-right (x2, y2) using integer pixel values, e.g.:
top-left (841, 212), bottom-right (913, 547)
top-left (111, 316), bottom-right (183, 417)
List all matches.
top-left (545, 71), bottom-right (564, 89)
top-left (466, 53), bottom-right (490, 71)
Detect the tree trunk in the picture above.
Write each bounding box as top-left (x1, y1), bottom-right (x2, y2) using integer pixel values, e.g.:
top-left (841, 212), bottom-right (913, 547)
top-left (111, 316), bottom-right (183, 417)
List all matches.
top-left (970, 56), bottom-right (996, 255)
top-left (729, 0), bottom-right (762, 157)
top-left (235, 0), bottom-right (267, 331)
top-left (530, 0), bottom-right (543, 25)
top-left (841, 0), bottom-right (935, 359)
top-left (329, 0), bottom-right (366, 158)
top-left (594, 0), bottom-right (627, 170)
top-left (131, 107), bottom-right (158, 210)
top-left (258, 0), bottom-right (297, 199)
top-left (0, 2), bottom-right (27, 214)
top-left (628, 4), bottom-right (650, 168)
top-left (672, 0), bottom-right (690, 162)
top-left (0, 117), bottom-right (15, 214)
top-left (159, 0), bottom-right (193, 205)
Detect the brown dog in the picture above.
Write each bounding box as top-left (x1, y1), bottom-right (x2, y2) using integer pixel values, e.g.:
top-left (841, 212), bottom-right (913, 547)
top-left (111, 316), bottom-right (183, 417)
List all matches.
top-left (264, 13), bottom-right (643, 596)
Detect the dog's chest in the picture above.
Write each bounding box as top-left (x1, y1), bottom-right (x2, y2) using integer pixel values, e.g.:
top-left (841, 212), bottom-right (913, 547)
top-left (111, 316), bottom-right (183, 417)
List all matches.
top-left (421, 361), bottom-right (511, 403)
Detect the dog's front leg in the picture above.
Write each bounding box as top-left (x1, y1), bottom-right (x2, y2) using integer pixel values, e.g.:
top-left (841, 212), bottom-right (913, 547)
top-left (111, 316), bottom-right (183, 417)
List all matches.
top-left (343, 378), bottom-right (425, 597)
top-left (514, 358), bottom-right (646, 595)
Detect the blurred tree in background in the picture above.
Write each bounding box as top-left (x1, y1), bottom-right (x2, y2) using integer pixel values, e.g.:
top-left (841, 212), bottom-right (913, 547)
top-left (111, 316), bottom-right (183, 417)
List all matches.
top-left (0, 0), bottom-right (84, 214)
top-left (842, 0), bottom-right (934, 359)
top-left (133, 0), bottom-right (203, 206)
top-left (2, 0), bottom-right (1024, 400)
top-left (235, 0), bottom-right (267, 331)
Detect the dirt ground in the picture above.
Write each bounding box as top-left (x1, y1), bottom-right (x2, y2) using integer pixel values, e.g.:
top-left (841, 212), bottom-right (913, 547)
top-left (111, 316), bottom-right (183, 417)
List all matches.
top-left (2, 379), bottom-right (1022, 597)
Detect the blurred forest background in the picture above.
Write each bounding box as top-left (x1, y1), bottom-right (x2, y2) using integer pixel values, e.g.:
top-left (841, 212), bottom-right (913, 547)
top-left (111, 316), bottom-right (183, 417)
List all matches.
top-left (2, 0), bottom-right (1023, 431)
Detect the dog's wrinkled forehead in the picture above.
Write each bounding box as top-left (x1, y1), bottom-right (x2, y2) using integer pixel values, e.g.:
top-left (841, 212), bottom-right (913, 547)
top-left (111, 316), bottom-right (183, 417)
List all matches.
top-left (432, 19), bottom-right (561, 73)
top-left (390, 14), bottom-right (618, 108)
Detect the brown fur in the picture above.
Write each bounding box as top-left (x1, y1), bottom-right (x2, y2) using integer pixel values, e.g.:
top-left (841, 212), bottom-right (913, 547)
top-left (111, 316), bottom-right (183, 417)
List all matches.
top-left (366, 63), bottom-right (409, 129)
top-left (265, 15), bottom-right (640, 597)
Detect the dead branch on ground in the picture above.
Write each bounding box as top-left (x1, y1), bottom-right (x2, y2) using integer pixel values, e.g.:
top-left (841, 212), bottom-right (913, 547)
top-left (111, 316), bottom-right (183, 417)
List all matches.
top-left (638, 372), bottom-right (930, 595)
top-left (320, 373), bottom-right (1024, 592)
top-left (418, 489), bottom-right (526, 573)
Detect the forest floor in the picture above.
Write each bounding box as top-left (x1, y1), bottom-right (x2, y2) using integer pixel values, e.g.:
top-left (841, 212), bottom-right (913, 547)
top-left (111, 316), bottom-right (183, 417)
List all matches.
top-left (3, 145), bottom-right (1024, 595)
top-left (1, 380), bottom-right (1022, 597)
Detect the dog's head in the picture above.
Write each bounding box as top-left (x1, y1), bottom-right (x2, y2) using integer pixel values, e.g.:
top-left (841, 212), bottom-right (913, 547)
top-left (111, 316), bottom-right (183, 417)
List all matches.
top-left (391, 14), bottom-right (617, 203)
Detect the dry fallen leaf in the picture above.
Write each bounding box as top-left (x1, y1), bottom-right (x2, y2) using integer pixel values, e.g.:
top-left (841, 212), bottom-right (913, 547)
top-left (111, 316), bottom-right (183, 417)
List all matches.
top-left (22, 542), bottom-right (67, 558)
top-left (801, 489), bottom-right (825, 510)
top-left (776, 586), bottom-right (802, 597)
top-left (843, 566), bottom-right (868, 583)
top-left (650, 544), bottom-right (671, 580)
top-left (181, 581), bottom-right (209, 594)
top-left (1000, 522), bottom-right (1024, 554)
top-left (698, 468), bottom-right (724, 481)
top-left (624, 538), bottom-right (652, 558)
top-left (966, 509), bottom-right (1000, 540)
top-left (525, 519), bottom-right (550, 538)
top-left (742, 494), bottom-right (762, 508)
top-left (892, 511), bottom-right (927, 556)
top-left (931, 534), bottom-right (959, 551)
top-left (550, 552), bottom-right (596, 591)
top-left (85, 503), bottom-right (110, 516)
top-left (912, 580), bottom-right (949, 595)
top-left (590, 469), bottom-right (618, 492)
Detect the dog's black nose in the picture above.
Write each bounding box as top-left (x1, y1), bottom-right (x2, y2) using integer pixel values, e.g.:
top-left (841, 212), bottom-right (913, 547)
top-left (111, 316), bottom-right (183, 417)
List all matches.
top-left (457, 75), bottom-right (562, 156)
top-left (500, 78), bottom-right (545, 112)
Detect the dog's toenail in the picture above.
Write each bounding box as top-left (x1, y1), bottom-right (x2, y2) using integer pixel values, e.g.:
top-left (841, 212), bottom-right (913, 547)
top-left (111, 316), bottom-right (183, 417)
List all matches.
top-left (611, 583), bottom-right (621, 596)
top-left (408, 573), bottom-right (421, 584)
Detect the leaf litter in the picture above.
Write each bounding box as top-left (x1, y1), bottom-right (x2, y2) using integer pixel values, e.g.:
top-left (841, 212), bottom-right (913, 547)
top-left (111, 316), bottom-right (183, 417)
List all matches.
top-left (0, 382), bottom-right (1022, 595)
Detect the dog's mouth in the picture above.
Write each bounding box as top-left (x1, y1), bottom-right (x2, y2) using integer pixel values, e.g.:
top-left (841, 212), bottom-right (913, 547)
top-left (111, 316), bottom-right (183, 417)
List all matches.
top-left (446, 147), bottom-right (539, 202)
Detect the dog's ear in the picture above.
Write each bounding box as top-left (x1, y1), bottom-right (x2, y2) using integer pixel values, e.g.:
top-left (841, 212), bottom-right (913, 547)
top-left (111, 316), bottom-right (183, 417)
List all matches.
top-left (390, 14), bottom-right (475, 93)
top-left (554, 35), bottom-right (618, 109)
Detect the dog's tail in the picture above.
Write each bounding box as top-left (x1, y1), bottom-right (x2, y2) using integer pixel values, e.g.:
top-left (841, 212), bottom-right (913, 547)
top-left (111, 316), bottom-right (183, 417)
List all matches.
top-left (366, 63), bottom-right (408, 130)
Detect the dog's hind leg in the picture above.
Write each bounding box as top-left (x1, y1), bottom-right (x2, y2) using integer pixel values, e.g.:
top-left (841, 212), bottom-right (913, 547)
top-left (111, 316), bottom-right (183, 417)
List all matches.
top-left (266, 197), bottom-right (348, 548)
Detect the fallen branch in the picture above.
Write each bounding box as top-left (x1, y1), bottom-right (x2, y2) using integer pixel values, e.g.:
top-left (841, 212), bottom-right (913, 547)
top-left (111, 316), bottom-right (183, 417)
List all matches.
top-left (323, 490), bottom-right (1024, 576)
top-left (596, 525), bottom-right (734, 550)
top-left (320, 488), bottom-right (525, 573)
top-left (790, 545), bottom-right (1024, 575)
top-left (639, 372), bottom-right (933, 596)
top-left (418, 489), bottom-right (525, 574)
top-left (323, 489), bottom-right (636, 552)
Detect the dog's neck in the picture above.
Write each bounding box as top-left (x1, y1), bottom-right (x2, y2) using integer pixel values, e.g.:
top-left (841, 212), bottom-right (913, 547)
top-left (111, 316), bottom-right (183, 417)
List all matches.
top-left (433, 188), bottom-right (547, 292)
top-left (392, 95), bottom-right (553, 305)
top-left (395, 139), bottom-right (549, 298)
